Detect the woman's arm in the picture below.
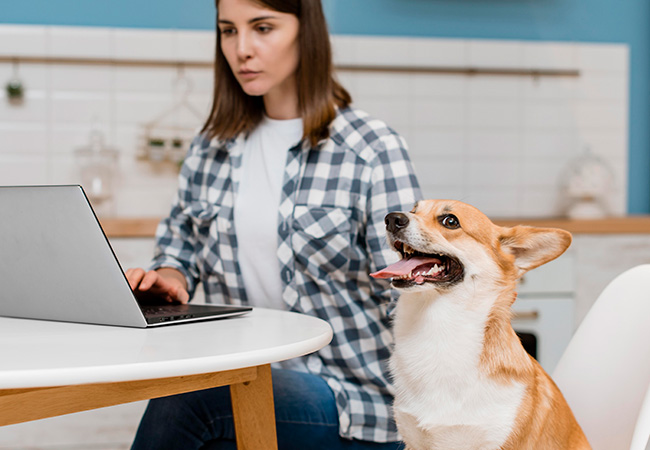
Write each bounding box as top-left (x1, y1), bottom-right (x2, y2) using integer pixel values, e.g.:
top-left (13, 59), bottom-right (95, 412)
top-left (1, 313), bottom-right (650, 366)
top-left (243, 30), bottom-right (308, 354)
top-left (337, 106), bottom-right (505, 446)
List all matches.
top-left (365, 132), bottom-right (422, 302)
top-left (148, 138), bottom-right (205, 298)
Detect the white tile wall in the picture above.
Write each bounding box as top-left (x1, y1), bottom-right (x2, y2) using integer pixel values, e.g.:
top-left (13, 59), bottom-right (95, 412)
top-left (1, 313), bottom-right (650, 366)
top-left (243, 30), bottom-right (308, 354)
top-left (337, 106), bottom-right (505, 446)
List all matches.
top-left (468, 40), bottom-right (526, 69)
top-left (0, 25), bottom-right (48, 56)
top-left (49, 26), bottom-right (112, 59)
top-left (0, 25), bottom-right (629, 222)
top-left (334, 37), bottom-right (628, 218)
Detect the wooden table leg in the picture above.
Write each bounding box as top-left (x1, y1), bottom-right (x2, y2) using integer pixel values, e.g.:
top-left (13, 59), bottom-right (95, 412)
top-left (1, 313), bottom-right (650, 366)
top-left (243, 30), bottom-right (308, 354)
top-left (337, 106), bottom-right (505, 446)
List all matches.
top-left (230, 364), bottom-right (278, 450)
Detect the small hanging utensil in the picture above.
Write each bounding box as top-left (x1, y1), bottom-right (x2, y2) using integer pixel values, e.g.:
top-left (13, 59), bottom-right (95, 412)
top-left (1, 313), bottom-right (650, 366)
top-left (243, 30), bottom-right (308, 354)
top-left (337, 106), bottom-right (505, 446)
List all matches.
top-left (140, 64), bottom-right (204, 164)
top-left (5, 58), bottom-right (25, 105)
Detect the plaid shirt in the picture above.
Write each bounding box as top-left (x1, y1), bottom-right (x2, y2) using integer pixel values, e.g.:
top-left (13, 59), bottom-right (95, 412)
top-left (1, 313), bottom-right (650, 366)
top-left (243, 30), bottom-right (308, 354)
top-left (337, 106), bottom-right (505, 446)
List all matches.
top-left (151, 106), bottom-right (422, 442)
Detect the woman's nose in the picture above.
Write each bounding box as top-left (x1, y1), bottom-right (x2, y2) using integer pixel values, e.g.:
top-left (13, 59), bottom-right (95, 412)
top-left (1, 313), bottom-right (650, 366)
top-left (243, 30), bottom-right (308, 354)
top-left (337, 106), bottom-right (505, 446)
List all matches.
top-left (236, 33), bottom-right (253, 60)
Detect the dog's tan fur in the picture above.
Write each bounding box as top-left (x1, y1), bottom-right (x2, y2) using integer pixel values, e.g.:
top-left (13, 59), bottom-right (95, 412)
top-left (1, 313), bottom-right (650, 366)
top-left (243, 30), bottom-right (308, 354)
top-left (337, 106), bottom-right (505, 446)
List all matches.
top-left (381, 200), bottom-right (590, 450)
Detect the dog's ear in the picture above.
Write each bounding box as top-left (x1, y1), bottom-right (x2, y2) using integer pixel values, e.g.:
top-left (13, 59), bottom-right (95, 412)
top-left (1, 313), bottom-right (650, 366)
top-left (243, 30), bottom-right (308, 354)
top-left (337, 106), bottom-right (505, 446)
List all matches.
top-left (499, 226), bottom-right (572, 275)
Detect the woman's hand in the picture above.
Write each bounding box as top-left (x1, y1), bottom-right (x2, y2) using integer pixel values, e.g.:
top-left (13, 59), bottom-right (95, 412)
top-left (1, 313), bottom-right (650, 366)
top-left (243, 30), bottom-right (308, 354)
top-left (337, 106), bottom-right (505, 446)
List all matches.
top-left (125, 268), bottom-right (190, 304)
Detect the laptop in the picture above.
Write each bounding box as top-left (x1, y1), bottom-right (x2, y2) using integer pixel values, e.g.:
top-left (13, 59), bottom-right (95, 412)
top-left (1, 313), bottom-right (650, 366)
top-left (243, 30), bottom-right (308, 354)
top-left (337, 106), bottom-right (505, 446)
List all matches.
top-left (0, 185), bottom-right (252, 328)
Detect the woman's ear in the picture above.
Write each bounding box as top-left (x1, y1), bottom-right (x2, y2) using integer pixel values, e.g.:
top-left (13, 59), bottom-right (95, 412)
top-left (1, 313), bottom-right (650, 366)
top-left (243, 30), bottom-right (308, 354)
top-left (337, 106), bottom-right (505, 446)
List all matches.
top-left (499, 226), bottom-right (572, 275)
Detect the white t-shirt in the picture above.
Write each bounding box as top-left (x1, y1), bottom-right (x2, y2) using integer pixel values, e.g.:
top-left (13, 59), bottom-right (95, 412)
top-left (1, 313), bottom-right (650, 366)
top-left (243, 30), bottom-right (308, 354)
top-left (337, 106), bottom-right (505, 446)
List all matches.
top-left (233, 116), bottom-right (303, 309)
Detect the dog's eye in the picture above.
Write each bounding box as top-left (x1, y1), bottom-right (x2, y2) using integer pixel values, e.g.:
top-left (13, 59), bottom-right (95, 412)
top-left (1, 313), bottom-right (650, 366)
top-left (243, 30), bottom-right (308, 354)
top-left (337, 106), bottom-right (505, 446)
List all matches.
top-left (439, 214), bottom-right (461, 229)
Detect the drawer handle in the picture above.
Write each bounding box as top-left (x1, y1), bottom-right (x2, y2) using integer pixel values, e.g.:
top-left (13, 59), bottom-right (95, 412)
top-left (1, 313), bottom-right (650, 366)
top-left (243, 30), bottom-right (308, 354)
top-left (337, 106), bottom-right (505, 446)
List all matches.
top-left (513, 311), bottom-right (539, 320)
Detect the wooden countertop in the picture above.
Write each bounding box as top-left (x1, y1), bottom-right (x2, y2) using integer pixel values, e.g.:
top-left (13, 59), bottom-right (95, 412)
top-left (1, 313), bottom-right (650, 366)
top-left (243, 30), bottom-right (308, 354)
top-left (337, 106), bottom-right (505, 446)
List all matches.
top-left (99, 216), bottom-right (650, 238)
top-left (494, 216), bottom-right (650, 234)
top-left (99, 218), bottom-right (162, 238)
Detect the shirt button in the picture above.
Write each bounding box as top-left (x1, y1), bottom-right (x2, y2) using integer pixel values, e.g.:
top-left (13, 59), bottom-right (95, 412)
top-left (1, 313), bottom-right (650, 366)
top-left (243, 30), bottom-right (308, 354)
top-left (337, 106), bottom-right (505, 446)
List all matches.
top-left (283, 268), bottom-right (293, 284)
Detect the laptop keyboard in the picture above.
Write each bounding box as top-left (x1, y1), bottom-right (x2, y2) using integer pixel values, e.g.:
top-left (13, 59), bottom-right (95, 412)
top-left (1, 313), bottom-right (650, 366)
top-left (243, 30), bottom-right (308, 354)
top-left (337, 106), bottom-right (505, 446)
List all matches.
top-left (140, 304), bottom-right (191, 318)
top-left (139, 303), bottom-right (252, 325)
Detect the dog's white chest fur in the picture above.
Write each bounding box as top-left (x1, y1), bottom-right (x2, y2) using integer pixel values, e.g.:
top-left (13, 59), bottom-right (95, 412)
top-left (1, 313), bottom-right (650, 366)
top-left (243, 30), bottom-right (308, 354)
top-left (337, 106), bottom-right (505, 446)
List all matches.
top-left (391, 293), bottom-right (525, 450)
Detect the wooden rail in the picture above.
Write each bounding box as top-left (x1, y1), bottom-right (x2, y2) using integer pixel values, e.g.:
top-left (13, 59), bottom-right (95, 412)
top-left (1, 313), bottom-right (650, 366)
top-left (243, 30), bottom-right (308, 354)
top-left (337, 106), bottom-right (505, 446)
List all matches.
top-left (0, 56), bottom-right (580, 78)
top-left (99, 216), bottom-right (650, 238)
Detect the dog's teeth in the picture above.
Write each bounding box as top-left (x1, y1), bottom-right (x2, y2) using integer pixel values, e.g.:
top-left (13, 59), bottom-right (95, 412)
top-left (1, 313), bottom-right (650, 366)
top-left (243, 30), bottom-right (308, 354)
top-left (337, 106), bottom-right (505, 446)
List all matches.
top-left (424, 264), bottom-right (442, 276)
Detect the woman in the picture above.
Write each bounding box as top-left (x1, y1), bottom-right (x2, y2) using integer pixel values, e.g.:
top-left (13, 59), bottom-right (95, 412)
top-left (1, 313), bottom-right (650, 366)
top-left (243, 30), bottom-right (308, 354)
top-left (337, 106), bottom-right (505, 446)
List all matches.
top-left (128, 0), bottom-right (421, 448)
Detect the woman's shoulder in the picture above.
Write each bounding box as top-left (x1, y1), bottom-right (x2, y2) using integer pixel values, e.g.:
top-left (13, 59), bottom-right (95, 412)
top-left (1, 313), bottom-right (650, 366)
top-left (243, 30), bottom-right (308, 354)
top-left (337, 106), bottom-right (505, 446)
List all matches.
top-left (329, 105), bottom-right (408, 160)
top-left (331, 105), bottom-right (398, 138)
top-left (183, 131), bottom-right (238, 159)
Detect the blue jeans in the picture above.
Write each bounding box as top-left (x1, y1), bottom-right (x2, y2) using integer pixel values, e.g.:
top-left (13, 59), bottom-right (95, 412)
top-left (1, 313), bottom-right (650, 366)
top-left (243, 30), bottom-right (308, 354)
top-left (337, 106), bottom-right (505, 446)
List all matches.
top-left (131, 368), bottom-right (403, 450)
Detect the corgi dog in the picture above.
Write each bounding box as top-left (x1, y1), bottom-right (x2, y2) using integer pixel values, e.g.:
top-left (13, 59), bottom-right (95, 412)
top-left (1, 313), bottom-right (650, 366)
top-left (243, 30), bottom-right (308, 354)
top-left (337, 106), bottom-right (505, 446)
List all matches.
top-left (371, 200), bottom-right (590, 450)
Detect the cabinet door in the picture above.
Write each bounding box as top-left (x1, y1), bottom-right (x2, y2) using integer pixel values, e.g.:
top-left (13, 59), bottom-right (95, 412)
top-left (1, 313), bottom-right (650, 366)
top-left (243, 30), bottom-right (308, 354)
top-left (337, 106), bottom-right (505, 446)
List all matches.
top-left (511, 297), bottom-right (575, 374)
top-left (517, 251), bottom-right (575, 296)
top-left (108, 237), bottom-right (157, 270)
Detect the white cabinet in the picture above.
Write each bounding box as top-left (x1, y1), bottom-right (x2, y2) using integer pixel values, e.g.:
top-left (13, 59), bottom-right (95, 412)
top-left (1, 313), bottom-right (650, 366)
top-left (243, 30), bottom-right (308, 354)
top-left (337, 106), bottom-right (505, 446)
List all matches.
top-left (511, 297), bottom-right (575, 374)
top-left (512, 252), bottom-right (576, 373)
top-left (572, 234), bottom-right (650, 326)
top-left (108, 237), bottom-right (157, 272)
top-left (509, 235), bottom-right (650, 374)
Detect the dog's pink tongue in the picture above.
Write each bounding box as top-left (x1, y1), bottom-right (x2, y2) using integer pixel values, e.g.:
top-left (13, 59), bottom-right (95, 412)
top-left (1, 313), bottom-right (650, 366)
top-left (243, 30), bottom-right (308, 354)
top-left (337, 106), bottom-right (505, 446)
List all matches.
top-left (370, 256), bottom-right (439, 279)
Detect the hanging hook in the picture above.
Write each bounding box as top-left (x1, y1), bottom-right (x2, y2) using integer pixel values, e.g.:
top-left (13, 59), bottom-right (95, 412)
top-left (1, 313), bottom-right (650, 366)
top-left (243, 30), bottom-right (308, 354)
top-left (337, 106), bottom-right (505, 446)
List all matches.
top-left (174, 63), bottom-right (193, 99)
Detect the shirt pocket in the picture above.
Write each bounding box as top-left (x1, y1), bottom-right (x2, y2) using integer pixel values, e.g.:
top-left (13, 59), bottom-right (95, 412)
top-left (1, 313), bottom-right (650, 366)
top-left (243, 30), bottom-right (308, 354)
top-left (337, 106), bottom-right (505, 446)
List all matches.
top-left (184, 201), bottom-right (227, 276)
top-left (291, 205), bottom-right (358, 278)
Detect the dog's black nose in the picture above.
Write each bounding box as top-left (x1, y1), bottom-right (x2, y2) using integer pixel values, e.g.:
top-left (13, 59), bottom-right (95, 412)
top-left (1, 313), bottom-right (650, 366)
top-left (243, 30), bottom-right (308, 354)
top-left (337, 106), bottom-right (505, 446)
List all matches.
top-left (385, 212), bottom-right (409, 233)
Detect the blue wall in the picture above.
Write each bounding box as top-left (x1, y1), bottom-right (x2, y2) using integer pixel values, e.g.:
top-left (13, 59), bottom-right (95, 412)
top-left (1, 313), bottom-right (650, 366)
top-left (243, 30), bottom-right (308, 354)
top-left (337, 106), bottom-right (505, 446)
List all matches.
top-left (3, 0), bottom-right (649, 213)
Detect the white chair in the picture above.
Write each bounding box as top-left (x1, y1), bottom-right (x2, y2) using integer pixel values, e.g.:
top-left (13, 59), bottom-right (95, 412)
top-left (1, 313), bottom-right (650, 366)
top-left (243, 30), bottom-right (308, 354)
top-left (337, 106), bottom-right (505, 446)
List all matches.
top-left (629, 381), bottom-right (650, 450)
top-left (552, 264), bottom-right (650, 450)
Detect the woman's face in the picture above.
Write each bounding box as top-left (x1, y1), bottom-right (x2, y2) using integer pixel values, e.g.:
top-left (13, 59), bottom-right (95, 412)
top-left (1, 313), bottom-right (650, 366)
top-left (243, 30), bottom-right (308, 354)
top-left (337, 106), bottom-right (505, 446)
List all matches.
top-left (218, 0), bottom-right (300, 101)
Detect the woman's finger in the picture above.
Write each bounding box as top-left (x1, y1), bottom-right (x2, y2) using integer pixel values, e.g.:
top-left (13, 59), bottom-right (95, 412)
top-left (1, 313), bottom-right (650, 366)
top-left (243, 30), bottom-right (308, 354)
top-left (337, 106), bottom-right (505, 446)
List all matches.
top-left (170, 284), bottom-right (190, 304)
top-left (140, 270), bottom-right (161, 291)
top-left (125, 268), bottom-right (146, 290)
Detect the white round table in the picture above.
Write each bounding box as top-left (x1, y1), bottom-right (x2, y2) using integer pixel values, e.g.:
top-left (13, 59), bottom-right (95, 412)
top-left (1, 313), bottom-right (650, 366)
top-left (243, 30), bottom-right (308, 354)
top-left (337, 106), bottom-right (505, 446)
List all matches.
top-left (0, 308), bottom-right (333, 450)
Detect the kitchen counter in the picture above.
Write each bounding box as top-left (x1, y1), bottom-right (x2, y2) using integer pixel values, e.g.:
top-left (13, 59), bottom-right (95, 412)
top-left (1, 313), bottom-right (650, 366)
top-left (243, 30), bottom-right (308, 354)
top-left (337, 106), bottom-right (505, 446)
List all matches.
top-left (99, 216), bottom-right (650, 238)
top-left (494, 216), bottom-right (650, 234)
top-left (100, 218), bottom-right (161, 238)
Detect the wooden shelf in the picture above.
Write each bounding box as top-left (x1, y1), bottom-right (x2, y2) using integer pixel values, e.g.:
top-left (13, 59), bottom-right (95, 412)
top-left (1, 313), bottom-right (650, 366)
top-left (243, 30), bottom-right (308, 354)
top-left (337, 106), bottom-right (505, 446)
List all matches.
top-left (99, 216), bottom-right (650, 238)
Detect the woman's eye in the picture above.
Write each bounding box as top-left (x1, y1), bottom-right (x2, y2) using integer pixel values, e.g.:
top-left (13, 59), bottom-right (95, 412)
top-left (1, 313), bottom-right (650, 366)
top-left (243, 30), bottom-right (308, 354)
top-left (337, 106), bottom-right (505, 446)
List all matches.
top-left (219, 27), bottom-right (236, 36)
top-left (257, 25), bottom-right (272, 33)
top-left (440, 214), bottom-right (460, 229)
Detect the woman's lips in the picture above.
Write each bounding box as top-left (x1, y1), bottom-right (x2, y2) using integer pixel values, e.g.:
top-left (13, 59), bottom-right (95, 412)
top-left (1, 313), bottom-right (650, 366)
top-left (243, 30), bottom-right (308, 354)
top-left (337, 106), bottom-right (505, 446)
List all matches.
top-left (238, 70), bottom-right (260, 80)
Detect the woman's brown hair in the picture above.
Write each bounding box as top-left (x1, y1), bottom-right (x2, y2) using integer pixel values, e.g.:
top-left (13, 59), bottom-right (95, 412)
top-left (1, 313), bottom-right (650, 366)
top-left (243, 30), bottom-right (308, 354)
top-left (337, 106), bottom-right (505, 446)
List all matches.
top-left (201, 0), bottom-right (351, 147)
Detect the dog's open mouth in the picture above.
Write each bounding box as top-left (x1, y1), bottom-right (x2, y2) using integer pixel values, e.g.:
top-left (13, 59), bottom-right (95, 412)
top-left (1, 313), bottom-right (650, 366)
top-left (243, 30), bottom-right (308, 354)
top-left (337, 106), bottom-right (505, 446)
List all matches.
top-left (370, 241), bottom-right (464, 287)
